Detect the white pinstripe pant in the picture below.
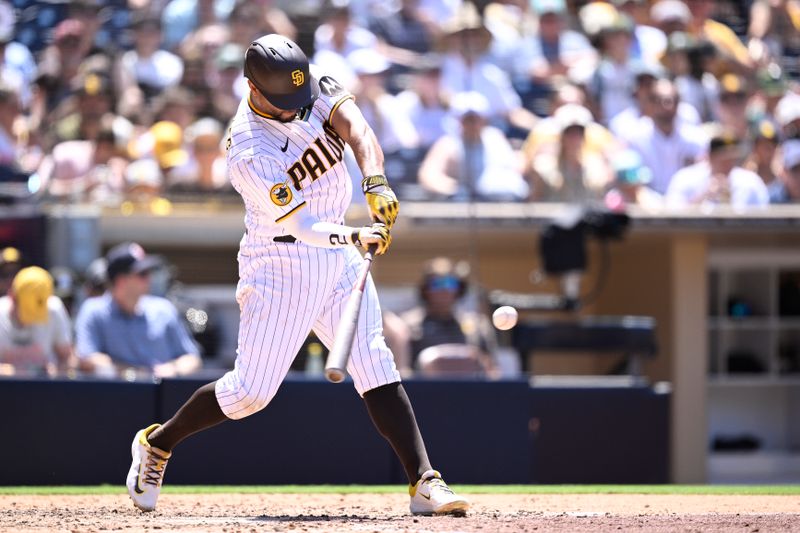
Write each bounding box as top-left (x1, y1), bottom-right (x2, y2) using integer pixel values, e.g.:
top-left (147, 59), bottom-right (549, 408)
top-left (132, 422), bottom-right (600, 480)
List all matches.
top-left (216, 242), bottom-right (400, 419)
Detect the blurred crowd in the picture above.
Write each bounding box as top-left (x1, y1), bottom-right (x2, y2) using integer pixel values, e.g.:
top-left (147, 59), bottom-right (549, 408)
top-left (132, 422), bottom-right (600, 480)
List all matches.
top-left (0, 0), bottom-right (795, 210)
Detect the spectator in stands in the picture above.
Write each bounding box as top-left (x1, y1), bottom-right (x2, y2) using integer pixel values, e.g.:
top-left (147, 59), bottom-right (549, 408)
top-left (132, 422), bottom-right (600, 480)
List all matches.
top-left (418, 91), bottom-right (528, 201)
top-left (440, 2), bottom-right (537, 134)
top-left (0, 246), bottom-right (21, 295)
top-left (126, 120), bottom-right (187, 201)
top-left (749, 64), bottom-right (790, 126)
top-left (613, 0), bottom-right (668, 65)
top-left (662, 32), bottom-right (719, 123)
top-left (650, 0), bottom-right (692, 37)
top-left (527, 103), bottom-right (612, 202)
top-left (39, 122), bottom-right (128, 204)
top-left (36, 18), bottom-right (91, 114)
top-left (83, 258), bottom-right (108, 299)
top-left (67, 0), bottom-right (104, 57)
top-left (349, 47), bottom-right (419, 180)
top-left (0, 267), bottom-right (74, 377)
top-left (713, 74), bottom-right (752, 140)
top-left (686, 0), bottom-right (755, 73)
top-left (775, 90), bottom-right (800, 142)
top-left (666, 130), bottom-right (770, 208)
top-left (742, 119), bottom-right (781, 194)
top-left (210, 42), bottom-right (245, 121)
top-left (609, 64), bottom-right (700, 138)
top-left (368, 0), bottom-right (438, 71)
top-left (518, 0), bottom-right (596, 100)
top-left (587, 13), bottom-right (641, 124)
top-left (770, 140), bottom-right (800, 203)
top-left (622, 78), bottom-right (707, 194)
top-left (313, 0), bottom-right (378, 88)
top-left (395, 54), bottom-right (448, 153)
top-left (75, 242), bottom-right (201, 378)
top-left (161, 0), bottom-right (224, 52)
top-left (226, 0), bottom-right (276, 50)
top-left (604, 149), bottom-right (664, 210)
top-left (0, 1), bottom-right (37, 110)
top-left (50, 72), bottom-right (116, 146)
top-left (747, 0), bottom-right (800, 71)
top-left (396, 257), bottom-right (496, 377)
top-left (115, 11), bottom-right (184, 121)
top-left (150, 86), bottom-right (199, 130)
top-left (167, 117), bottom-right (230, 193)
top-left (0, 83), bottom-right (27, 169)
top-left (522, 83), bottom-right (623, 164)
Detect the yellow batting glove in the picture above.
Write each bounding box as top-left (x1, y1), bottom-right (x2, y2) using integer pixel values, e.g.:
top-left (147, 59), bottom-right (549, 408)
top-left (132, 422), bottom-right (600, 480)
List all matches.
top-left (362, 174), bottom-right (399, 229)
top-left (352, 223), bottom-right (392, 255)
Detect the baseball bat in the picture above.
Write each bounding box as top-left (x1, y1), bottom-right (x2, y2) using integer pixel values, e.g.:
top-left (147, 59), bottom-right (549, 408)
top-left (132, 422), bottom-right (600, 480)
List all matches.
top-left (324, 245), bottom-right (377, 383)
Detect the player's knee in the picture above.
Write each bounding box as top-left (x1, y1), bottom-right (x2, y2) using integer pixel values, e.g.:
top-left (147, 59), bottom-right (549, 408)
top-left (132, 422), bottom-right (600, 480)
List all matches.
top-left (222, 375), bottom-right (278, 419)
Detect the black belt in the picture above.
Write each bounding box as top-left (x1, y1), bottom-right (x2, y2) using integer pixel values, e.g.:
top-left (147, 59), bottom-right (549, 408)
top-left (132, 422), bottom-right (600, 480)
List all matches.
top-left (273, 235), bottom-right (297, 243)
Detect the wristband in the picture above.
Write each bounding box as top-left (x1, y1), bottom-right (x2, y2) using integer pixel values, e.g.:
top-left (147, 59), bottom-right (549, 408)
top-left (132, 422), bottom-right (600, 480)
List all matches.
top-left (361, 174), bottom-right (389, 193)
top-left (350, 229), bottom-right (362, 246)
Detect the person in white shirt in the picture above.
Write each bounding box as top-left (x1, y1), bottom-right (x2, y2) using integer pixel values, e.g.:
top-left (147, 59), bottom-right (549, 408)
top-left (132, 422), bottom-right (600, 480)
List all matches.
top-left (666, 131), bottom-right (770, 208)
top-left (0, 267), bottom-right (74, 376)
top-left (418, 91), bottom-right (528, 201)
top-left (609, 64), bottom-right (700, 138)
top-left (621, 78), bottom-right (707, 194)
top-left (115, 12), bottom-right (184, 119)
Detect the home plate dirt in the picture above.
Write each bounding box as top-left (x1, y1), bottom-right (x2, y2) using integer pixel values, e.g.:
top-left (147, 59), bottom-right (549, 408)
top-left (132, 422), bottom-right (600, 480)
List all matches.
top-left (2, 493), bottom-right (800, 532)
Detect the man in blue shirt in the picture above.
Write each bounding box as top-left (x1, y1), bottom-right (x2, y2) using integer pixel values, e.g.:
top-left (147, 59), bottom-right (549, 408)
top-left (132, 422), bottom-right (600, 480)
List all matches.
top-left (75, 242), bottom-right (201, 378)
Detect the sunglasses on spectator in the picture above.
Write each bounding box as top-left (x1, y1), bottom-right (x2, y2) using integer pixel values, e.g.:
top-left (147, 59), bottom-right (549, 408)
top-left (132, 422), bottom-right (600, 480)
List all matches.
top-left (649, 96), bottom-right (677, 106)
top-left (427, 275), bottom-right (461, 292)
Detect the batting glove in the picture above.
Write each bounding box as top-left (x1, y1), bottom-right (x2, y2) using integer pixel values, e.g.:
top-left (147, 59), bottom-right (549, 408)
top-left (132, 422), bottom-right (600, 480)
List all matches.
top-left (351, 223), bottom-right (392, 255)
top-left (362, 174), bottom-right (399, 229)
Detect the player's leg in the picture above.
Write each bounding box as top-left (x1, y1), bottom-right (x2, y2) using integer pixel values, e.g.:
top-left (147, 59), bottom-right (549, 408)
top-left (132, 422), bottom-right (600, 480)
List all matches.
top-left (313, 247), bottom-right (468, 515)
top-left (128, 245), bottom-right (340, 511)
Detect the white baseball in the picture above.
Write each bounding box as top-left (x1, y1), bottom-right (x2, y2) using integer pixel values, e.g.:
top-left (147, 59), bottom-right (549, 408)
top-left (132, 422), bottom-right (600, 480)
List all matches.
top-left (492, 306), bottom-right (518, 330)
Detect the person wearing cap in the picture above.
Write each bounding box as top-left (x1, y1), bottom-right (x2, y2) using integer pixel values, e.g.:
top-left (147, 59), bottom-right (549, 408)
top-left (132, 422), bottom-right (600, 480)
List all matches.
top-left (0, 246), bottom-right (22, 294)
top-left (587, 13), bottom-right (646, 124)
top-left (650, 0), bottom-right (692, 37)
top-left (313, 1), bottom-right (379, 71)
top-left (440, 2), bottom-right (537, 133)
top-left (0, 266), bottom-right (75, 377)
top-left (418, 91), bottom-right (528, 201)
top-left (74, 242), bottom-right (200, 378)
top-left (527, 103), bottom-right (612, 202)
top-left (770, 140), bottom-right (800, 204)
top-left (775, 91), bottom-right (800, 142)
top-left (710, 73), bottom-right (752, 140)
top-left (621, 78), bottom-right (707, 194)
top-left (603, 149), bottom-right (664, 210)
top-left (666, 129), bottom-right (769, 208)
top-left (742, 119), bottom-right (782, 193)
top-left (167, 117), bottom-right (230, 193)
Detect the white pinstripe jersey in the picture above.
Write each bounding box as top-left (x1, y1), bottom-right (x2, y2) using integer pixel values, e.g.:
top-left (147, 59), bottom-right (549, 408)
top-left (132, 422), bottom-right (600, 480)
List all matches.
top-left (227, 67), bottom-right (354, 246)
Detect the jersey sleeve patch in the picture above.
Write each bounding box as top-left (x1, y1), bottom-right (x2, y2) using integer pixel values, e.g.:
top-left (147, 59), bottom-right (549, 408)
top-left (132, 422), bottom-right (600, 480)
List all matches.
top-left (270, 182), bottom-right (294, 206)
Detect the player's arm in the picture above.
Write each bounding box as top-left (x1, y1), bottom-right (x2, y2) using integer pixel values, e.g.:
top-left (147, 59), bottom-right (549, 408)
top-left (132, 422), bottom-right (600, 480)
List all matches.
top-left (280, 207), bottom-right (392, 255)
top-left (329, 98), bottom-right (399, 229)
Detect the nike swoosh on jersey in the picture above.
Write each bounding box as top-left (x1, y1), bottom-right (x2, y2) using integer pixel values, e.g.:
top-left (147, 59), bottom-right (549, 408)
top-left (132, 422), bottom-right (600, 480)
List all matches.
top-left (280, 138), bottom-right (289, 152)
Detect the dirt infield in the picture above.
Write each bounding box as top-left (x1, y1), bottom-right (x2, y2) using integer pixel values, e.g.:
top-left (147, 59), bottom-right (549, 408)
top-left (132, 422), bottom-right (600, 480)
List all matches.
top-left (2, 493), bottom-right (800, 532)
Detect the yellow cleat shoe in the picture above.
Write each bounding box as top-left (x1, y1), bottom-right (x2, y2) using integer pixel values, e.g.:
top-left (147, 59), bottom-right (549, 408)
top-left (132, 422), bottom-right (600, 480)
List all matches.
top-left (126, 424), bottom-right (171, 512)
top-left (409, 469), bottom-right (469, 516)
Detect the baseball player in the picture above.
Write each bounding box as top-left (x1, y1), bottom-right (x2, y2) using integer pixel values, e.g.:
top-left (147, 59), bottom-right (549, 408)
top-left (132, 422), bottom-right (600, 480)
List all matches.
top-left (127, 34), bottom-right (468, 516)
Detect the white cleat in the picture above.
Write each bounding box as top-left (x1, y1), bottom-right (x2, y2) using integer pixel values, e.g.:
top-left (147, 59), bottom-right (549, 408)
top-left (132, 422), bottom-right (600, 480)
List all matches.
top-left (409, 469), bottom-right (469, 516)
top-left (126, 424), bottom-right (171, 512)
